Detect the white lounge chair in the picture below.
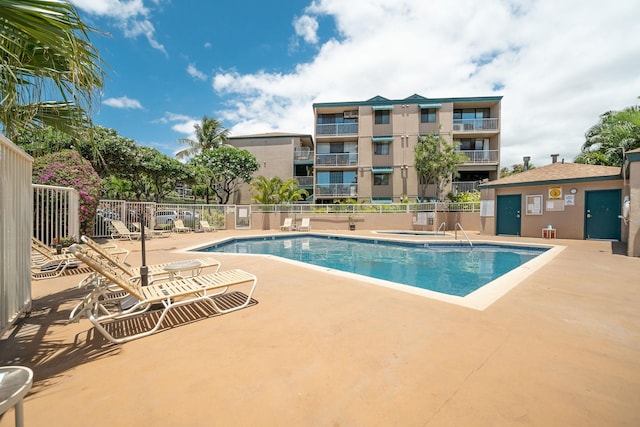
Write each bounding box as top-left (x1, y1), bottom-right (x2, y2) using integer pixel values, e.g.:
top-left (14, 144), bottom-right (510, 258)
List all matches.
top-left (280, 217), bottom-right (293, 231)
top-left (110, 220), bottom-right (141, 240)
top-left (79, 235), bottom-right (219, 282)
top-left (69, 244), bottom-right (258, 344)
top-left (31, 240), bottom-right (84, 280)
top-left (199, 220), bottom-right (215, 232)
top-left (299, 217), bottom-right (311, 231)
top-left (173, 219), bottom-right (192, 233)
top-left (70, 236), bottom-right (222, 321)
top-left (132, 222), bottom-right (171, 238)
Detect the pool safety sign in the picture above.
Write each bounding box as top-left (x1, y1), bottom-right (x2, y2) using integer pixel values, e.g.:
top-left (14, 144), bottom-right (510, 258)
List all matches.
top-left (548, 187), bottom-right (563, 200)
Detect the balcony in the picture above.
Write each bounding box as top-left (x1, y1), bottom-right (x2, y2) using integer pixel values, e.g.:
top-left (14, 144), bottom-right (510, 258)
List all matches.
top-left (316, 122), bottom-right (358, 136)
top-left (295, 176), bottom-right (314, 187)
top-left (458, 150), bottom-right (499, 163)
top-left (452, 118), bottom-right (499, 132)
top-left (315, 153), bottom-right (359, 167)
top-left (451, 181), bottom-right (482, 193)
top-left (316, 183), bottom-right (358, 198)
top-left (294, 148), bottom-right (313, 161)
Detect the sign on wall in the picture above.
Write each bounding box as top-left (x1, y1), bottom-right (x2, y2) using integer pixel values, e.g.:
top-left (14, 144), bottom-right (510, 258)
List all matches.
top-left (548, 187), bottom-right (563, 200)
top-left (480, 200), bottom-right (495, 217)
top-left (526, 195), bottom-right (543, 215)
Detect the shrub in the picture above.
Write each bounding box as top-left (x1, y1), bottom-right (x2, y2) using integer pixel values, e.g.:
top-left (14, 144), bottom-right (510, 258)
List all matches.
top-left (33, 150), bottom-right (102, 236)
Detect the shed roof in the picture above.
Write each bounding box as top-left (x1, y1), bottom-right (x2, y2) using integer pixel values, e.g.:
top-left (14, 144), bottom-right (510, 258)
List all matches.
top-left (481, 162), bottom-right (622, 188)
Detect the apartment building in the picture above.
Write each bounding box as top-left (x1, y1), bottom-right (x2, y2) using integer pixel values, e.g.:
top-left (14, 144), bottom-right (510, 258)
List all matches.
top-left (313, 93), bottom-right (502, 203)
top-left (227, 93), bottom-right (501, 204)
top-left (226, 132), bottom-right (314, 204)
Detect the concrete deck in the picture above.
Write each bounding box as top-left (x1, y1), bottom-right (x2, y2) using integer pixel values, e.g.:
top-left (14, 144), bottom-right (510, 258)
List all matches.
top-left (1, 230), bottom-right (639, 426)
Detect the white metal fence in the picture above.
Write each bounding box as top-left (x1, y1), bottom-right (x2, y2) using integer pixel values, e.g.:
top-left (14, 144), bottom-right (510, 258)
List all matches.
top-left (33, 184), bottom-right (80, 246)
top-left (93, 200), bottom-right (227, 237)
top-left (0, 135), bottom-right (33, 336)
top-left (91, 200), bottom-right (480, 237)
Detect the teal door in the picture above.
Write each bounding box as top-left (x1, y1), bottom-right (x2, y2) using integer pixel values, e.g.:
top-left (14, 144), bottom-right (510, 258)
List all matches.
top-left (585, 189), bottom-right (621, 240)
top-left (496, 195), bottom-right (521, 236)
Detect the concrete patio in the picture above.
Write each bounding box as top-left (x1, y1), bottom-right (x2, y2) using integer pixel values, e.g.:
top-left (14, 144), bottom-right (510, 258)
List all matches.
top-left (1, 230), bottom-right (639, 426)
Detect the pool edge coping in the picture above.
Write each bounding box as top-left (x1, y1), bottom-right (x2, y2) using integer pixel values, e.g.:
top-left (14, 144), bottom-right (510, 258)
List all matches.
top-left (179, 232), bottom-right (566, 311)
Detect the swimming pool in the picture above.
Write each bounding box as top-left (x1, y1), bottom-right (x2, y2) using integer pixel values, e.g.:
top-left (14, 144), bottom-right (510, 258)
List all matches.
top-left (194, 234), bottom-right (560, 309)
top-left (375, 231), bottom-right (447, 236)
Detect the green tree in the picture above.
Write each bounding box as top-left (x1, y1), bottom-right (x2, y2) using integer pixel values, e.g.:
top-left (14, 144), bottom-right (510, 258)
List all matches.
top-left (102, 176), bottom-right (133, 200)
top-left (278, 177), bottom-right (309, 203)
top-left (76, 126), bottom-right (138, 178)
top-left (13, 126), bottom-right (73, 156)
top-left (250, 176), bottom-right (309, 204)
top-left (251, 176), bottom-right (282, 204)
top-left (32, 149), bottom-right (101, 236)
top-left (191, 146), bottom-right (259, 204)
top-left (135, 146), bottom-right (191, 202)
top-left (414, 133), bottom-right (467, 201)
top-left (176, 116), bottom-right (229, 160)
top-left (0, 0), bottom-right (106, 139)
top-left (500, 163), bottom-right (536, 178)
top-left (575, 104), bottom-right (640, 166)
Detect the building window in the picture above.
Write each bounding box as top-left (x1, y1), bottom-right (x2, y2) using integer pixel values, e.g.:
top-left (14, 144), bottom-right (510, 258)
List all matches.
top-left (373, 174), bottom-right (390, 185)
top-left (374, 143), bottom-right (389, 155)
top-left (375, 110), bottom-right (390, 124)
top-left (420, 108), bottom-right (436, 123)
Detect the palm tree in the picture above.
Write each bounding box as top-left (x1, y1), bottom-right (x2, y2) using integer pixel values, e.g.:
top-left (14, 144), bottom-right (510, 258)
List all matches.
top-left (176, 115), bottom-right (229, 160)
top-left (278, 178), bottom-right (309, 203)
top-left (251, 176), bottom-right (282, 204)
top-left (0, 0), bottom-right (105, 139)
top-left (576, 104), bottom-right (640, 166)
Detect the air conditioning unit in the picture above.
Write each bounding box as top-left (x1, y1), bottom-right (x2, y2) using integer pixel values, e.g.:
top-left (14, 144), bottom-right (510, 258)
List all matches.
top-left (343, 110), bottom-right (358, 119)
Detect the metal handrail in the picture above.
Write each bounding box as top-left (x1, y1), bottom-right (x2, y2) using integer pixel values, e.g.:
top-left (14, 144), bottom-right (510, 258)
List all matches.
top-left (454, 223), bottom-right (473, 248)
top-left (437, 222), bottom-right (446, 235)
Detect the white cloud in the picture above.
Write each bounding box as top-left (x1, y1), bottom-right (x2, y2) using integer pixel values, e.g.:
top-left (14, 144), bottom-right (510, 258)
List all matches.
top-left (187, 64), bottom-right (207, 81)
top-left (157, 112), bottom-right (198, 139)
top-left (103, 96), bottom-right (143, 109)
top-left (293, 14), bottom-right (319, 44)
top-left (71, 0), bottom-right (166, 55)
top-left (211, 0), bottom-right (640, 168)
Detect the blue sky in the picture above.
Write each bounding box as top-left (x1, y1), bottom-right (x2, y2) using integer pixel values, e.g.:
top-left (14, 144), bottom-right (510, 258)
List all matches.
top-left (71, 0), bottom-right (640, 167)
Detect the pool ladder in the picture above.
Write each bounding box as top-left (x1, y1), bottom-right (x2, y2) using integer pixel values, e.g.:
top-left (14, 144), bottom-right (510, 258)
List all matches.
top-left (455, 223), bottom-right (473, 248)
top-left (437, 222), bottom-right (446, 235)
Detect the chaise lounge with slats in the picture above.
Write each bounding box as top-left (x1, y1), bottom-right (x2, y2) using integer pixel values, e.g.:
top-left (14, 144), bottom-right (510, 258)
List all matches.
top-left (69, 244), bottom-right (258, 344)
top-left (110, 219), bottom-right (142, 240)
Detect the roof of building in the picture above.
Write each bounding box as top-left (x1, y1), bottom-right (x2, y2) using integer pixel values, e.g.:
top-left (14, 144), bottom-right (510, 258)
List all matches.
top-left (228, 132), bottom-right (313, 140)
top-left (481, 162), bottom-right (622, 188)
top-left (313, 93), bottom-right (502, 109)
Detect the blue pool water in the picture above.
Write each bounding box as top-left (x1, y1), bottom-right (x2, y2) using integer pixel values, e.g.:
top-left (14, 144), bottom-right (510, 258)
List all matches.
top-left (197, 235), bottom-right (548, 297)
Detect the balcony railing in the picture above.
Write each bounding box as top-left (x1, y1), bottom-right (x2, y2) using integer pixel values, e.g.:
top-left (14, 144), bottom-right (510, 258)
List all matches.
top-left (457, 150), bottom-right (499, 163)
top-left (316, 122), bottom-right (358, 136)
top-left (451, 181), bottom-right (482, 193)
top-left (294, 148), bottom-right (313, 161)
top-left (452, 118), bottom-right (499, 132)
top-left (316, 183), bottom-right (358, 197)
top-left (315, 153), bottom-right (358, 167)
top-left (295, 176), bottom-right (314, 186)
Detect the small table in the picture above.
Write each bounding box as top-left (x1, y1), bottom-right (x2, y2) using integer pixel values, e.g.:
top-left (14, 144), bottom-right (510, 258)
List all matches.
top-left (163, 260), bottom-right (202, 279)
top-left (542, 228), bottom-right (556, 239)
top-left (0, 366), bottom-right (33, 427)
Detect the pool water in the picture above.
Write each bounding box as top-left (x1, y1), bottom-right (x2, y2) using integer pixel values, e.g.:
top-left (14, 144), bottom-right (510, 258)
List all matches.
top-left (197, 235), bottom-right (548, 297)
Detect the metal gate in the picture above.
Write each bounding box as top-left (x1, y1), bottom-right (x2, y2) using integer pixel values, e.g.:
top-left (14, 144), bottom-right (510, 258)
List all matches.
top-left (235, 205), bottom-right (251, 229)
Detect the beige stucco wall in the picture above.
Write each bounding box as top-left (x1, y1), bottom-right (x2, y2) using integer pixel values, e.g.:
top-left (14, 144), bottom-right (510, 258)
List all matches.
top-left (480, 179), bottom-right (624, 240)
top-left (223, 211), bottom-right (480, 233)
top-left (229, 136), bottom-right (299, 204)
top-left (627, 159), bottom-right (640, 256)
